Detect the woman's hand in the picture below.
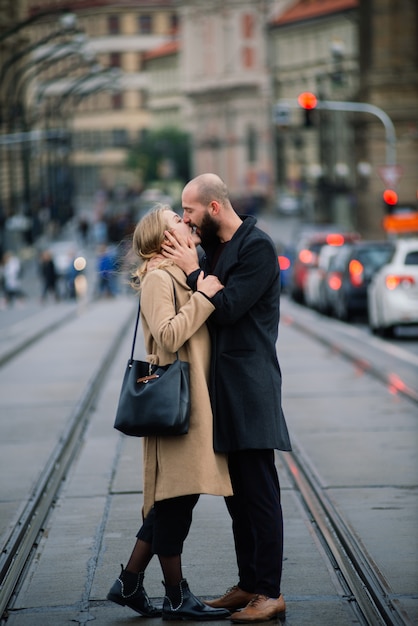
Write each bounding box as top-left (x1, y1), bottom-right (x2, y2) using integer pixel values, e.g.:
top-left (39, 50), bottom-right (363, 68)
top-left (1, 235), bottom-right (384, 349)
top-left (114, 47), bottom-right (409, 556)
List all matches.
top-left (162, 230), bottom-right (200, 275)
top-left (197, 271), bottom-right (224, 297)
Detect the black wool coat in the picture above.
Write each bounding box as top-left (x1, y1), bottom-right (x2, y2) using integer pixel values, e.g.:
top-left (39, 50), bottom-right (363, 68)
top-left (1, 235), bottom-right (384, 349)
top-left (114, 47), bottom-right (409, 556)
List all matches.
top-left (188, 215), bottom-right (292, 453)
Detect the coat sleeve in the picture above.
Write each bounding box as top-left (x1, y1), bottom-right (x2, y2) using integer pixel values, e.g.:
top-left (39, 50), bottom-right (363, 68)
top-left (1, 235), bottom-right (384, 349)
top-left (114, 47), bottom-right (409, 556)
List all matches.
top-left (140, 270), bottom-right (215, 353)
top-left (210, 237), bottom-right (280, 325)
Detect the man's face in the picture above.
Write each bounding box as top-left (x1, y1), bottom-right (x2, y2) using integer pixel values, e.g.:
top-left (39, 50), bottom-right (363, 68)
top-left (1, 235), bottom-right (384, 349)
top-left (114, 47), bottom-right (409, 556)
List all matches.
top-left (182, 186), bottom-right (219, 247)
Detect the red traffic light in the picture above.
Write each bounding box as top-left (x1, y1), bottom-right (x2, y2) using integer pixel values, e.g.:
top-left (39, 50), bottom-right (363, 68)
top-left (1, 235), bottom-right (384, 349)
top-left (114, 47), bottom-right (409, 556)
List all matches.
top-left (383, 189), bottom-right (398, 205)
top-left (297, 92), bottom-right (318, 110)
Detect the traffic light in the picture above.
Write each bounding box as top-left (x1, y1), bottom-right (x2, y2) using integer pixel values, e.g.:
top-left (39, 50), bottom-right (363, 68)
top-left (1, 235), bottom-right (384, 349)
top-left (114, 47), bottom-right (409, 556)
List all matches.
top-left (298, 92), bottom-right (317, 127)
top-left (382, 189), bottom-right (398, 212)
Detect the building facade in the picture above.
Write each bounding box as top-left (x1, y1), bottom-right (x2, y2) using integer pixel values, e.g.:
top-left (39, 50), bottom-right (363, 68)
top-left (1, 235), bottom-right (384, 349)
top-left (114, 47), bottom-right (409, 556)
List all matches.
top-left (268, 0), bottom-right (418, 236)
top-left (1, 0), bottom-right (417, 239)
top-left (0, 0), bottom-right (177, 232)
top-left (270, 0), bottom-right (359, 228)
top-left (177, 0), bottom-right (275, 206)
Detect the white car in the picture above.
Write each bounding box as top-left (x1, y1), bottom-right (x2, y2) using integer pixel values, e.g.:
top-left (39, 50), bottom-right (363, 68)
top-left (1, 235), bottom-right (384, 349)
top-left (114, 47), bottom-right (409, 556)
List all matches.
top-left (304, 244), bottom-right (341, 312)
top-left (368, 238), bottom-right (418, 336)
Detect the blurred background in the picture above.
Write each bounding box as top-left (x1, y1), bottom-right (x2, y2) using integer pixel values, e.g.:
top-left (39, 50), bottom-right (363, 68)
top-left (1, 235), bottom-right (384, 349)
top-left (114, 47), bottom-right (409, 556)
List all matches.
top-left (0, 0), bottom-right (417, 325)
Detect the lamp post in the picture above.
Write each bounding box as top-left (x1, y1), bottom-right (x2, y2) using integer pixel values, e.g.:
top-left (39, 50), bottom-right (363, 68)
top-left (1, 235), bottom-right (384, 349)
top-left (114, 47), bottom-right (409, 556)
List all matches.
top-left (0, 9), bottom-right (76, 44)
top-left (2, 37), bottom-right (89, 226)
top-left (17, 44), bottom-right (93, 217)
top-left (39, 67), bottom-right (121, 223)
top-left (0, 16), bottom-right (81, 229)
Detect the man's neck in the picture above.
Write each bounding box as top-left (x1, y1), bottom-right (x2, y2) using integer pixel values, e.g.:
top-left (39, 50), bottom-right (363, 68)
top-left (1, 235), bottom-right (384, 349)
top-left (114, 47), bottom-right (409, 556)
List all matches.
top-left (218, 213), bottom-right (243, 243)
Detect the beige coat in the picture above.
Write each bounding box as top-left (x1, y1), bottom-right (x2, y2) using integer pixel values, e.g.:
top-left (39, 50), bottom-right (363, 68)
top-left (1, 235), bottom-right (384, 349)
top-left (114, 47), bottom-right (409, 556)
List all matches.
top-left (139, 264), bottom-right (233, 516)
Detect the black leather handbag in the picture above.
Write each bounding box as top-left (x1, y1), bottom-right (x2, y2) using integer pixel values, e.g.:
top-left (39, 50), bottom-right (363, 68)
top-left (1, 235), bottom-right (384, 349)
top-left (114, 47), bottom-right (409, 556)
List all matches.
top-left (114, 278), bottom-right (190, 437)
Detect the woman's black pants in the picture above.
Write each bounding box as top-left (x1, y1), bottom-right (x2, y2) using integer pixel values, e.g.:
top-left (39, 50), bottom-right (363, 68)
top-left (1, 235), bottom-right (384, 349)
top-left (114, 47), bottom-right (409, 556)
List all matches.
top-left (225, 449), bottom-right (283, 598)
top-left (136, 494), bottom-right (199, 556)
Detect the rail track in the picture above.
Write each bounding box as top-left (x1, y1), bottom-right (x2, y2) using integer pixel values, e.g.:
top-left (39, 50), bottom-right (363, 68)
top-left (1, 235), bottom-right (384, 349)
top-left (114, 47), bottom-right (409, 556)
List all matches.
top-left (0, 299), bottom-right (416, 624)
top-left (0, 302), bottom-right (135, 621)
top-left (279, 441), bottom-right (412, 625)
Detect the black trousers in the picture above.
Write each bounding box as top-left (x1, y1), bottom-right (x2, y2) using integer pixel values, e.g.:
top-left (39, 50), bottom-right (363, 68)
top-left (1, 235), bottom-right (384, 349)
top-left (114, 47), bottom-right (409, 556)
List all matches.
top-left (136, 494), bottom-right (199, 556)
top-left (225, 449), bottom-right (283, 598)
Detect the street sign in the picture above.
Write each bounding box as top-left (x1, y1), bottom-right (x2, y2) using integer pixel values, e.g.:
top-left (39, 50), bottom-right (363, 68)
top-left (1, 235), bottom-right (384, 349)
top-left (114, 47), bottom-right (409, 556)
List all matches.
top-left (383, 211), bottom-right (418, 234)
top-left (378, 165), bottom-right (403, 187)
top-left (273, 103), bottom-right (290, 126)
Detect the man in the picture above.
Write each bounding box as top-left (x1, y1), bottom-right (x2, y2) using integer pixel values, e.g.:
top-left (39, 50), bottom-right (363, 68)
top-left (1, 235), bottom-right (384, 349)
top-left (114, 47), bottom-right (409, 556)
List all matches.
top-left (163, 173), bottom-right (291, 623)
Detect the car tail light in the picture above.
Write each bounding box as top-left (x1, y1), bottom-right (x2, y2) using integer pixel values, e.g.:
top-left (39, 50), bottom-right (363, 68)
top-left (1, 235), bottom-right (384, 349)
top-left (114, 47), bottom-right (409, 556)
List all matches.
top-left (278, 255), bottom-right (291, 270)
top-left (349, 259), bottom-right (364, 287)
top-left (328, 272), bottom-right (342, 290)
top-left (299, 249), bottom-right (314, 265)
top-left (385, 275), bottom-right (416, 290)
top-left (326, 233), bottom-right (345, 246)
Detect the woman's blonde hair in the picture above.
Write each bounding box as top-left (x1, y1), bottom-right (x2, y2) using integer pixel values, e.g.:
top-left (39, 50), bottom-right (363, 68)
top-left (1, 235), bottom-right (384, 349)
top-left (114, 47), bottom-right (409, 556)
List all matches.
top-left (131, 203), bottom-right (172, 284)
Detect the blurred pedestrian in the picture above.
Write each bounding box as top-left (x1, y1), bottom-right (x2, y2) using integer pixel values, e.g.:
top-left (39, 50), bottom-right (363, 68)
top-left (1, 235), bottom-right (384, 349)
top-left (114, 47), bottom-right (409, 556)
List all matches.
top-left (39, 250), bottom-right (59, 303)
top-left (78, 217), bottom-right (90, 246)
top-left (107, 205), bottom-right (232, 621)
top-left (96, 244), bottom-right (117, 297)
top-left (2, 251), bottom-right (25, 307)
top-left (162, 173), bottom-right (291, 623)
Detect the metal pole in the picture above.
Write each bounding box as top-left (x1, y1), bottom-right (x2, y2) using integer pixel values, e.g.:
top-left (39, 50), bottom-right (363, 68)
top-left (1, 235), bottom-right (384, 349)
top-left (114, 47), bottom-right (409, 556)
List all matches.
top-left (276, 98), bottom-right (397, 166)
top-left (0, 9), bottom-right (76, 44)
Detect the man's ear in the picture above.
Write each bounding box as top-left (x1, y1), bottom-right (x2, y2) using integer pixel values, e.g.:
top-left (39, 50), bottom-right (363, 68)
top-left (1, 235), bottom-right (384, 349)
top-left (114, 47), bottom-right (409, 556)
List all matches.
top-left (210, 200), bottom-right (221, 216)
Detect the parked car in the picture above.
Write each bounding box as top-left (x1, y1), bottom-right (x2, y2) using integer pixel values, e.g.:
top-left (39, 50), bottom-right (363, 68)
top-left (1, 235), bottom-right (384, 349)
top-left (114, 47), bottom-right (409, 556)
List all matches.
top-left (325, 240), bottom-right (395, 321)
top-left (276, 192), bottom-right (301, 215)
top-left (368, 238), bottom-right (418, 336)
top-left (304, 244), bottom-right (341, 313)
top-left (290, 229), bottom-right (360, 303)
top-left (277, 243), bottom-right (295, 292)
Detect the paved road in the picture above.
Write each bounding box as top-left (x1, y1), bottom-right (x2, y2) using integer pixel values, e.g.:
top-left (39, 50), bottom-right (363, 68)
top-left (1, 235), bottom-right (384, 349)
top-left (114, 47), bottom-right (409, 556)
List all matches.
top-left (1, 287), bottom-right (416, 625)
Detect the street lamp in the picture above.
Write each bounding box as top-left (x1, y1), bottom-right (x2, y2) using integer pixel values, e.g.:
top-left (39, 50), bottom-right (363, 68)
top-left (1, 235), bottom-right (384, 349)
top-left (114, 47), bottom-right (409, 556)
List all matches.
top-left (39, 67), bottom-right (122, 223)
top-left (0, 7), bottom-right (80, 248)
top-left (0, 9), bottom-right (76, 44)
top-left (0, 28), bottom-right (82, 103)
top-left (1, 32), bottom-right (89, 218)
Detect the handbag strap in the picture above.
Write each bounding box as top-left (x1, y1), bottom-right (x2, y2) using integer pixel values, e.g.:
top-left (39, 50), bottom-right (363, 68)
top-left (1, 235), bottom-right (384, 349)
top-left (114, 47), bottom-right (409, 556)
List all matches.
top-left (129, 273), bottom-right (179, 364)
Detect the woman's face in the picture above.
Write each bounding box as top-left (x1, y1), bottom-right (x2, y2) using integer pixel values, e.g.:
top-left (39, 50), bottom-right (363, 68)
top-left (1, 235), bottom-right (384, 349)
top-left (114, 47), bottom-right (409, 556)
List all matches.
top-left (163, 210), bottom-right (200, 244)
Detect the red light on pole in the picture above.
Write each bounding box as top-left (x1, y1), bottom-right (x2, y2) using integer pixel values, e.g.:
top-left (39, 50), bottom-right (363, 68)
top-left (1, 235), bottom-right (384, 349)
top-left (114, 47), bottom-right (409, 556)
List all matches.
top-left (383, 189), bottom-right (398, 205)
top-left (297, 92), bottom-right (318, 110)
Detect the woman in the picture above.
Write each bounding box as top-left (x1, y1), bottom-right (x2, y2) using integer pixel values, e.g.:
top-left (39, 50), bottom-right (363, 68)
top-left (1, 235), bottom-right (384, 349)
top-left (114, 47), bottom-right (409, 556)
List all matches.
top-left (107, 205), bottom-right (232, 621)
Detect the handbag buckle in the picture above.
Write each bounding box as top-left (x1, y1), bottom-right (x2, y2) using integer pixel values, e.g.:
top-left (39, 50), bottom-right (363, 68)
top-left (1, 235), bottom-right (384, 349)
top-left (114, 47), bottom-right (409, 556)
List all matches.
top-left (137, 374), bottom-right (160, 384)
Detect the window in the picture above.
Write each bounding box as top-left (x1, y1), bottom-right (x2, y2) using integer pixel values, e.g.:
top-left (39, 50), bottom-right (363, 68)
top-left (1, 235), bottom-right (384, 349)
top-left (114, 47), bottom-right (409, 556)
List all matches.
top-left (170, 12), bottom-right (179, 33)
top-left (112, 92), bottom-right (123, 110)
top-left (112, 129), bottom-right (128, 147)
top-left (138, 14), bottom-right (152, 34)
top-left (242, 46), bottom-right (255, 68)
top-left (110, 52), bottom-right (121, 67)
top-left (108, 15), bottom-right (120, 35)
top-left (247, 126), bottom-right (257, 163)
top-left (405, 251), bottom-right (418, 265)
top-left (242, 13), bottom-right (255, 39)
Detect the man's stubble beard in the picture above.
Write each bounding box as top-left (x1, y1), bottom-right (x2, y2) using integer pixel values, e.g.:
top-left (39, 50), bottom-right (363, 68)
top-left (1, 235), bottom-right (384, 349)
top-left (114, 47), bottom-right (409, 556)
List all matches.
top-left (199, 211), bottom-right (220, 249)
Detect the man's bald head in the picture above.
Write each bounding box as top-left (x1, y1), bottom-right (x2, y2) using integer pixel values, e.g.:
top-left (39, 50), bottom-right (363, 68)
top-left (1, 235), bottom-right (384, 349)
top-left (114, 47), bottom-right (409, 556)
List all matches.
top-left (184, 173), bottom-right (230, 208)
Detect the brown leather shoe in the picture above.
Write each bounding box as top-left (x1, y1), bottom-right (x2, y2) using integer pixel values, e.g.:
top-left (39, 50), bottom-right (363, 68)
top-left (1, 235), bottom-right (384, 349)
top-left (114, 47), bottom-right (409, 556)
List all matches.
top-left (230, 594), bottom-right (286, 623)
top-left (205, 586), bottom-right (257, 610)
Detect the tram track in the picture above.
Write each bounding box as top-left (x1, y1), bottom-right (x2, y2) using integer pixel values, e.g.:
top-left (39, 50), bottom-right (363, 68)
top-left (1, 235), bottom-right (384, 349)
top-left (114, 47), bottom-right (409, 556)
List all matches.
top-left (0, 298), bottom-right (416, 623)
top-left (280, 301), bottom-right (417, 625)
top-left (280, 442), bottom-right (413, 625)
top-left (281, 298), bottom-right (418, 405)
top-left (0, 304), bottom-right (135, 621)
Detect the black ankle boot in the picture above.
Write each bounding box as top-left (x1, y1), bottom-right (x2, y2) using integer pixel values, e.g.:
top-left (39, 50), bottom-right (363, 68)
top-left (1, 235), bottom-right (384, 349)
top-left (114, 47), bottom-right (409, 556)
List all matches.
top-left (107, 564), bottom-right (161, 617)
top-left (162, 579), bottom-right (230, 621)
